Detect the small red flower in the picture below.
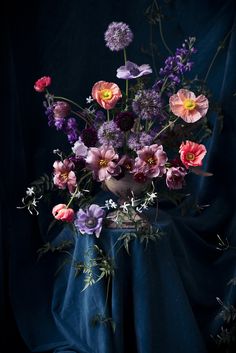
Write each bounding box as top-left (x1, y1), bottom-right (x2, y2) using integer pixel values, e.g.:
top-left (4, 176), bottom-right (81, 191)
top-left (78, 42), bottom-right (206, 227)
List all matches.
top-left (34, 76), bottom-right (51, 92)
top-left (179, 140), bottom-right (207, 168)
top-left (52, 204), bottom-right (74, 222)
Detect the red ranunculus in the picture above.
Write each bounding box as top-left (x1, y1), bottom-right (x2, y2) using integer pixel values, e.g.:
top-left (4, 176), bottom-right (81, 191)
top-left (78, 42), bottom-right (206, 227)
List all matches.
top-left (34, 76), bottom-right (51, 92)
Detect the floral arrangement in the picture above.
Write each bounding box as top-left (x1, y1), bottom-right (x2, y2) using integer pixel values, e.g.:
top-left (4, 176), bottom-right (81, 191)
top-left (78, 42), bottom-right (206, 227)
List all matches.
top-left (19, 21), bottom-right (211, 231)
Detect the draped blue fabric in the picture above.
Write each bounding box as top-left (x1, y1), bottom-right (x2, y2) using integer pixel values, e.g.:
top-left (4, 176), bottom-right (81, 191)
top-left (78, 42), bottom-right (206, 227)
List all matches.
top-left (2, 0), bottom-right (236, 352)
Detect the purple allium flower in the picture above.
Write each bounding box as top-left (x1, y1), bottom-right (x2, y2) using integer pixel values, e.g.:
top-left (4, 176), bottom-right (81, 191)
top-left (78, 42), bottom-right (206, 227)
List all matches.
top-left (116, 61), bottom-right (152, 79)
top-left (75, 204), bottom-right (105, 238)
top-left (139, 132), bottom-right (154, 146)
top-left (81, 128), bottom-right (98, 147)
top-left (104, 22), bottom-right (133, 51)
top-left (98, 121), bottom-right (124, 148)
top-left (66, 118), bottom-right (79, 144)
top-left (114, 111), bottom-right (135, 131)
top-left (132, 89), bottom-right (163, 120)
top-left (53, 101), bottom-right (71, 119)
top-left (72, 139), bottom-right (88, 158)
top-left (127, 133), bottom-right (141, 151)
top-left (166, 167), bottom-right (187, 190)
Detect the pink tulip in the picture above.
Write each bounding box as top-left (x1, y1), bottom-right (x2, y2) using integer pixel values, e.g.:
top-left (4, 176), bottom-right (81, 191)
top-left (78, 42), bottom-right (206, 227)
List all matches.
top-left (53, 159), bottom-right (77, 192)
top-left (169, 89), bottom-right (208, 123)
top-left (52, 204), bottom-right (75, 222)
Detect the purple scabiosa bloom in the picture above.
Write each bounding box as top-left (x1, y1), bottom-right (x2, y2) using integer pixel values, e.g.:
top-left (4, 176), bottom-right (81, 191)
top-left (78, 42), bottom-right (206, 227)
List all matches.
top-left (117, 61), bottom-right (152, 79)
top-left (98, 121), bottom-right (124, 148)
top-left (166, 167), bottom-right (187, 190)
top-left (75, 204), bottom-right (105, 238)
top-left (132, 89), bottom-right (162, 120)
top-left (104, 22), bottom-right (133, 51)
top-left (53, 101), bottom-right (71, 118)
top-left (114, 112), bottom-right (135, 131)
top-left (66, 118), bottom-right (79, 144)
top-left (81, 128), bottom-right (98, 147)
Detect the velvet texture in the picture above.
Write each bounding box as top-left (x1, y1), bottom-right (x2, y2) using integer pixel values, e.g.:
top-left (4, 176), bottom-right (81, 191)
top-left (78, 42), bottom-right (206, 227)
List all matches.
top-left (2, 0), bottom-right (236, 352)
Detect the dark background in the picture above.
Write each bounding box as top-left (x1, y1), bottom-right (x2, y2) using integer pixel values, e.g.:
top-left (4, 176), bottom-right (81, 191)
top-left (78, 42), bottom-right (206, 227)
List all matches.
top-left (1, 0), bottom-right (236, 352)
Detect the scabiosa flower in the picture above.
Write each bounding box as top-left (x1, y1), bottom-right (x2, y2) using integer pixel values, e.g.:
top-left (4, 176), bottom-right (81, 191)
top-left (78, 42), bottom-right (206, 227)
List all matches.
top-left (34, 76), bottom-right (51, 92)
top-left (53, 159), bottom-right (77, 192)
top-left (116, 61), bottom-right (152, 79)
top-left (92, 81), bottom-right (122, 110)
top-left (169, 89), bottom-right (209, 123)
top-left (86, 146), bottom-right (119, 181)
top-left (179, 140), bottom-right (207, 168)
top-left (166, 167), bottom-right (187, 190)
top-left (52, 204), bottom-right (75, 222)
top-left (133, 144), bottom-right (167, 178)
top-left (75, 204), bottom-right (105, 238)
top-left (98, 121), bottom-right (124, 148)
top-left (53, 101), bottom-right (71, 119)
top-left (104, 22), bottom-right (133, 51)
top-left (81, 127), bottom-right (98, 147)
top-left (132, 89), bottom-right (163, 120)
top-left (115, 112), bottom-right (135, 131)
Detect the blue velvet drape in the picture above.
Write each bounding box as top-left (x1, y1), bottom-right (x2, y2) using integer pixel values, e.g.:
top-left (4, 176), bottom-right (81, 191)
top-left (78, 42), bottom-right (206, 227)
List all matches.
top-left (2, 0), bottom-right (236, 352)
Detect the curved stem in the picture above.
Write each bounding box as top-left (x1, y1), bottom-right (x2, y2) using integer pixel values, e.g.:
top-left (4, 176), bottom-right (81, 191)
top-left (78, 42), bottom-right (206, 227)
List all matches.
top-left (154, 0), bottom-right (173, 55)
top-left (204, 29), bottom-right (232, 83)
top-left (66, 186), bottom-right (78, 208)
top-left (123, 48), bottom-right (129, 103)
top-left (71, 110), bottom-right (92, 126)
top-left (54, 96), bottom-right (85, 111)
top-left (153, 117), bottom-right (179, 140)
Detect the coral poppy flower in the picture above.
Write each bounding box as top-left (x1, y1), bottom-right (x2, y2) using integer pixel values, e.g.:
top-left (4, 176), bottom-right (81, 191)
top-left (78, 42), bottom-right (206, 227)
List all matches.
top-left (179, 140), bottom-right (207, 168)
top-left (169, 89), bottom-right (208, 123)
top-left (92, 81), bottom-right (122, 110)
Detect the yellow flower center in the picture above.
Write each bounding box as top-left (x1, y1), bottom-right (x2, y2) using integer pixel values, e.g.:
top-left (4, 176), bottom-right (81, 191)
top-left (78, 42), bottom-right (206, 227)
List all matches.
top-left (100, 89), bottom-right (113, 100)
top-left (183, 99), bottom-right (196, 110)
top-left (186, 152), bottom-right (195, 161)
top-left (61, 172), bottom-right (68, 181)
top-left (99, 159), bottom-right (108, 167)
top-left (146, 157), bottom-right (155, 165)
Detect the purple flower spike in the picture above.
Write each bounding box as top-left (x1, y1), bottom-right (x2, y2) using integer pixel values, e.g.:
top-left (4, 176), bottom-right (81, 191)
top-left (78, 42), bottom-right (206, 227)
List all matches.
top-left (117, 61), bottom-right (152, 80)
top-left (75, 204), bottom-right (105, 238)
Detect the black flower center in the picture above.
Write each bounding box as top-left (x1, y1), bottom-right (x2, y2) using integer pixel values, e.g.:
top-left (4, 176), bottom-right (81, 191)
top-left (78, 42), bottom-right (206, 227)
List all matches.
top-left (85, 217), bottom-right (98, 229)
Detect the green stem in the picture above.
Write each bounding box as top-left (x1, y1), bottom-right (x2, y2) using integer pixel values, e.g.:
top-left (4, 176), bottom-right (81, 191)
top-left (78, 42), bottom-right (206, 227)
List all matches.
top-left (154, 0), bottom-right (173, 55)
top-left (66, 186), bottom-right (78, 208)
top-left (54, 96), bottom-right (85, 111)
top-left (71, 110), bottom-right (92, 126)
top-left (204, 29), bottom-right (232, 83)
top-left (103, 276), bottom-right (111, 316)
top-left (107, 109), bottom-right (110, 122)
top-left (123, 48), bottom-right (129, 103)
top-left (153, 117), bottom-right (179, 140)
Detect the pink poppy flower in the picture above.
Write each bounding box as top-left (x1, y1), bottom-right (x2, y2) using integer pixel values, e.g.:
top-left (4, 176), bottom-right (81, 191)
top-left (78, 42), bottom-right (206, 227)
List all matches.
top-left (92, 81), bottom-right (122, 110)
top-left (179, 140), bottom-right (207, 168)
top-left (34, 76), bottom-right (51, 92)
top-left (86, 146), bottom-right (119, 181)
top-left (133, 144), bottom-right (167, 178)
top-left (53, 159), bottom-right (77, 192)
top-left (52, 204), bottom-right (75, 222)
top-left (169, 89), bottom-right (208, 123)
